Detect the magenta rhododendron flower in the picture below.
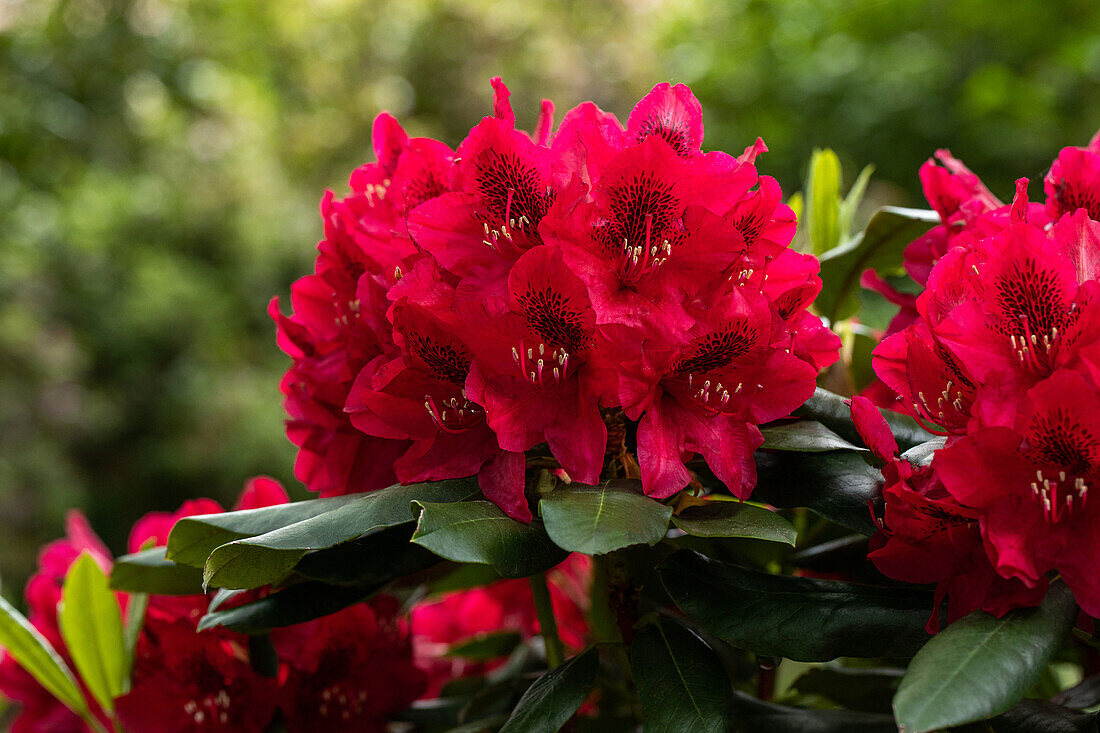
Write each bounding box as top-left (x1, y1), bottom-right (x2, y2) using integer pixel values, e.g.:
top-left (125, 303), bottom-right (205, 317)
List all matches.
top-left (864, 126), bottom-right (1100, 624)
top-left (273, 78), bottom-right (837, 518)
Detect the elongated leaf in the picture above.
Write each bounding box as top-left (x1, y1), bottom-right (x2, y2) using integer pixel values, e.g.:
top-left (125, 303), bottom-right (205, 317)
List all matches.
top-left (660, 550), bottom-right (931, 661)
top-left (122, 591), bottom-right (147, 690)
top-left (791, 666), bottom-right (902, 714)
top-left (203, 480), bottom-right (475, 589)
top-left (795, 387), bottom-right (932, 452)
top-left (760, 420), bottom-right (866, 453)
top-left (59, 553), bottom-right (127, 714)
top-left (893, 582), bottom-right (1077, 733)
top-left (446, 632), bottom-right (522, 661)
top-left (110, 546), bottom-right (205, 595)
top-left (197, 580), bottom-right (375, 634)
top-left (540, 481), bottom-right (672, 555)
top-left (498, 646), bottom-right (598, 733)
top-left (992, 700), bottom-right (1099, 733)
top-left (816, 206), bottom-right (939, 323)
top-left (807, 148), bottom-right (842, 256)
top-left (0, 594), bottom-right (87, 717)
top-left (292, 524), bottom-right (439, 586)
top-left (167, 494), bottom-right (357, 567)
top-left (838, 163), bottom-right (875, 238)
top-left (672, 502), bottom-right (796, 545)
top-left (412, 500), bottom-right (566, 578)
top-left (730, 691), bottom-right (897, 732)
top-left (753, 450), bottom-right (882, 536)
top-left (632, 617), bottom-right (732, 733)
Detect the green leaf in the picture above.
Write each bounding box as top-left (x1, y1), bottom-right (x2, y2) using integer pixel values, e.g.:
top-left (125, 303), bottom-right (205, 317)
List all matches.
top-left (122, 591), bottom-right (147, 691)
top-left (110, 546), bottom-right (205, 595)
top-left (632, 617), bottom-right (732, 733)
top-left (838, 163), bottom-right (875, 239)
top-left (197, 580), bottom-right (376, 634)
top-left (539, 481), bottom-right (672, 555)
top-left (730, 691), bottom-right (897, 732)
top-left (807, 148), bottom-right (843, 256)
top-left (816, 206), bottom-right (939, 323)
top-left (59, 553), bottom-right (128, 714)
top-left (0, 594), bottom-right (87, 717)
top-left (791, 666), bottom-right (902, 714)
top-left (167, 494), bottom-right (358, 567)
top-left (753, 449), bottom-right (883, 535)
top-left (893, 582), bottom-right (1077, 733)
top-left (659, 550), bottom-right (931, 661)
top-left (201, 479), bottom-right (477, 589)
top-left (412, 500), bottom-right (567, 578)
top-left (446, 631), bottom-right (523, 661)
top-left (425, 563), bottom-right (505, 595)
top-left (671, 502), bottom-right (796, 544)
top-left (795, 387), bottom-right (932, 453)
top-left (498, 646), bottom-right (598, 733)
top-left (992, 700), bottom-right (1099, 732)
top-left (292, 524), bottom-right (439, 586)
top-left (760, 420), bottom-right (866, 453)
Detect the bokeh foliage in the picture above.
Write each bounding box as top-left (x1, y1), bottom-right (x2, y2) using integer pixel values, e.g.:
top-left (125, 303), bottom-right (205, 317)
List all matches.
top-left (2, 0), bottom-right (1100, 591)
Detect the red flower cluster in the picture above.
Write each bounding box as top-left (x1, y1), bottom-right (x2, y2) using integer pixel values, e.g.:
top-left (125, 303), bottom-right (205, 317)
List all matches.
top-left (0, 478), bottom-right (425, 733)
top-left (862, 130), bottom-right (1100, 623)
top-left (410, 554), bottom-right (590, 697)
top-left (271, 79), bottom-right (838, 519)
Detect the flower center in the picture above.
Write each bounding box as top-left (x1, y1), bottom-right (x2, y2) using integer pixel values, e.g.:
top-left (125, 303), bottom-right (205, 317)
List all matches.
top-left (423, 390), bottom-right (483, 433)
top-left (512, 339), bottom-right (570, 386)
top-left (1030, 468), bottom-right (1089, 523)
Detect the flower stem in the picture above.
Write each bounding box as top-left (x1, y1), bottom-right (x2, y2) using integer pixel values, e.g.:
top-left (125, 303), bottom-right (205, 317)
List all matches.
top-left (590, 554), bottom-right (622, 645)
top-left (529, 572), bottom-right (565, 669)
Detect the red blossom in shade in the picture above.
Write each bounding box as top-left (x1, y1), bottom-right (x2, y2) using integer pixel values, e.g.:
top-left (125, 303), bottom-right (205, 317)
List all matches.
top-left (273, 78), bottom-right (834, 516)
top-left (1045, 128), bottom-right (1100, 223)
top-left (411, 554), bottom-right (591, 697)
top-left (866, 132), bottom-right (1100, 622)
top-left (850, 397), bottom-right (1045, 632)
top-left (274, 598), bottom-right (426, 732)
top-left (935, 370), bottom-right (1100, 615)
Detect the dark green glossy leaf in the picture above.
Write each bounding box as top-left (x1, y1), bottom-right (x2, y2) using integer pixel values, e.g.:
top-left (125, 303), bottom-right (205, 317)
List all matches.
top-left (110, 546), bottom-right (205, 595)
top-left (59, 553), bottom-right (127, 713)
top-left (292, 524), bottom-right (438, 586)
top-left (498, 646), bottom-right (598, 733)
top-left (0, 594), bottom-right (87, 717)
top-left (992, 700), bottom-right (1099, 733)
top-left (426, 563), bottom-right (504, 595)
top-left (671, 502), bottom-right (796, 545)
top-left (446, 631), bottom-right (523, 661)
top-left (167, 494), bottom-right (357, 568)
top-left (659, 550), bottom-right (931, 661)
top-left (753, 449), bottom-right (883, 536)
top-left (540, 481), bottom-right (672, 555)
top-left (730, 691), bottom-right (897, 732)
top-left (894, 583), bottom-right (1077, 733)
top-left (203, 480), bottom-right (476, 589)
top-left (791, 666), bottom-right (903, 714)
top-left (816, 206), bottom-right (939, 323)
top-left (760, 420), bottom-right (866, 453)
top-left (632, 617), bottom-right (732, 733)
top-left (412, 500), bottom-right (567, 578)
top-left (197, 580), bottom-right (375, 634)
top-left (795, 387), bottom-right (932, 452)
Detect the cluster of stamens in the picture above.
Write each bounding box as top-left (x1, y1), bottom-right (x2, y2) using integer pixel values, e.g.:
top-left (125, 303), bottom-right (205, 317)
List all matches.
top-left (1031, 468), bottom-right (1089, 523)
top-left (318, 684), bottom-right (370, 722)
top-left (684, 372), bottom-right (751, 413)
top-left (617, 214), bottom-right (671, 281)
top-left (183, 690), bottom-right (231, 726)
top-left (914, 379), bottom-right (967, 429)
top-left (481, 187), bottom-right (533, 250)
top-left (512, 339), bottom-right (569, 385)
top-left (1010, 313), bottom-right (1062, 372)
top-left (361, 179), bottom-right (390, 206)
top-left (423, 390), bottom-right (482, 433)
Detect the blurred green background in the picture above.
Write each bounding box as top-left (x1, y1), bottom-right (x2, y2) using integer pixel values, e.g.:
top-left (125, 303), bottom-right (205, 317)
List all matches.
top-left (2, 0), bottom-right (1100, 593)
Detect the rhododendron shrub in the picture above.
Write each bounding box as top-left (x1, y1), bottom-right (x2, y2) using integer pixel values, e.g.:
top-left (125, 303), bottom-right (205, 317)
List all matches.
top-left (273, 77), bottom-right (838, 518)
top-left (8, 82), bottom-right (1100, 733)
